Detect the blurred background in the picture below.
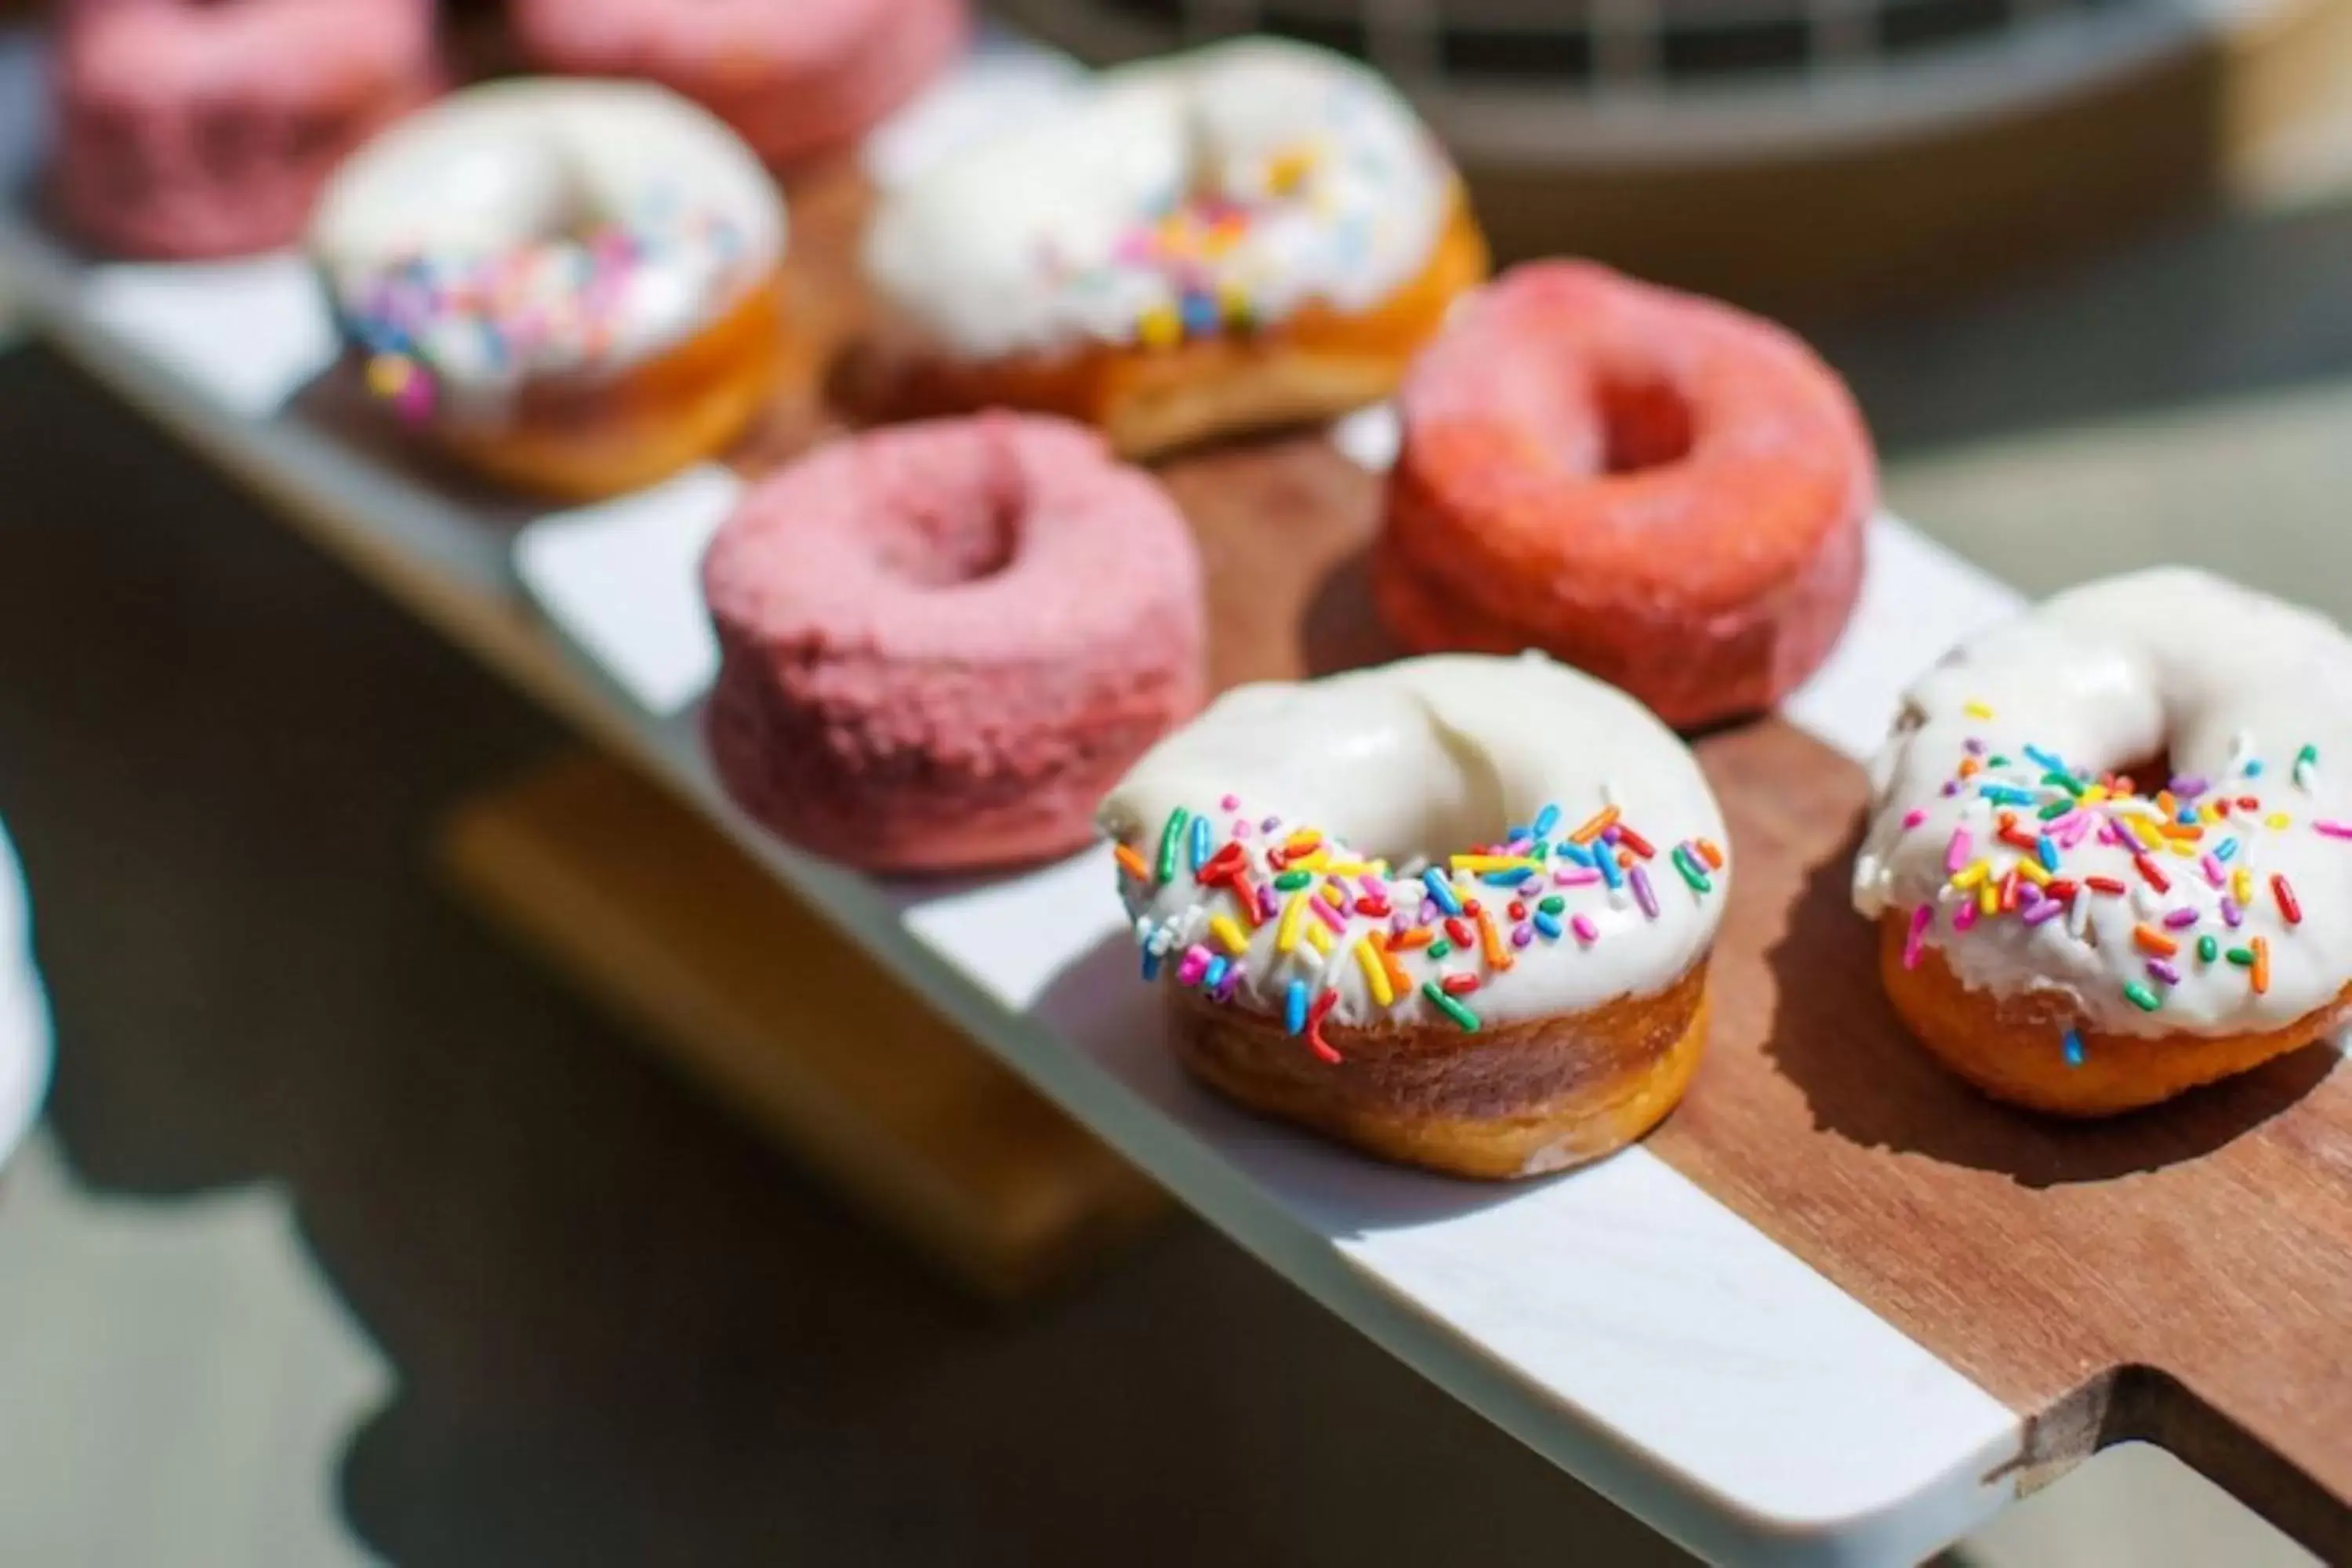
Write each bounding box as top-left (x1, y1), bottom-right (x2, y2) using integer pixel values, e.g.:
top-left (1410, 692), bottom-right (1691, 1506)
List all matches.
top-left (5, 0), bottom-right (2352, 1563)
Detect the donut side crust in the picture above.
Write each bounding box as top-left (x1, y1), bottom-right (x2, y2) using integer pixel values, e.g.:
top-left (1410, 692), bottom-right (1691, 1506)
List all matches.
top-left (1369, 519), bottom-right (1865, 731)
top-left (425, 270), bottom-right (794, 501)
top-left (1167, 958), bottom-right (1709, 1179)
top-left (848, 199), bottom-right (1489, 461)
top-left (1876, 913), bottom-right (2352, 1115)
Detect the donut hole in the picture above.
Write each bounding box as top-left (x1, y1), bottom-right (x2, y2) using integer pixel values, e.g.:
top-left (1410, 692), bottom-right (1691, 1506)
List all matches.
top-left (873, 467), bottom-right (1025, 590)
top-left (428, 139), bottom-right (602, 244)
top-left (195, 108), bottom-right (260, 177)
top-left (1595, 372), bottom-right (1695, 474)
top-left (287, 110), bottom-right (348, 165)
top-left (2107, 747), bottom-right (2177, 800)
top-left (1338, 726), bottom-right (1516, 874)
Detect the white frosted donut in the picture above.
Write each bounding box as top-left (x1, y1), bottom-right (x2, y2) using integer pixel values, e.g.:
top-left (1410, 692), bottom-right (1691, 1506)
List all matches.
top-left (1099, 653), bottom-right (1730, 1047)
top-left (310, 79), bottom-right (786, 425)
top-left (862, 36), bottom-right (1457, 360)
top-left (1855, 567), bottom-right (2352, 1045)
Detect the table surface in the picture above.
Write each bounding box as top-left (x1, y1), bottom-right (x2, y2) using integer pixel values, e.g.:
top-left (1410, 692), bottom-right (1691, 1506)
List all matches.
top-left (4, 24), bottom-right (2349, 1568)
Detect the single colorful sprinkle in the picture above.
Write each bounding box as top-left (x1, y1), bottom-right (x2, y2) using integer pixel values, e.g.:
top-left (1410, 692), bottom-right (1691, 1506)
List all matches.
top-left (1904, 905), bottom-right (1933, 968)
top-left (1353, 937), bottom-right (1395, 1007)
top-left (1422, 982), bottom-right (1480, 1033)
top-left (1631, 866), bottom-right (1661, 920)
top-left (1306, 990), bottom-right (1341, 1063)
top-left (1156, 808), bottom-right (1189, 884)
top-left (1423, 868), bottom-right (1462, 916)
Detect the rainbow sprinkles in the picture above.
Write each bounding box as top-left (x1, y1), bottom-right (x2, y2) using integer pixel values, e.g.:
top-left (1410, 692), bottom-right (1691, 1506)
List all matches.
top-left (862, 36), bottom-right (1458, 361)
top-left (1043, 106), bottom-right (1425, 354)
top-left (1116, 794), bottom-right (1725, 1063)
top-left (1888, 717), bottom-right (2341, 1051)
top-left (336, 192), bottom-right (759, 425)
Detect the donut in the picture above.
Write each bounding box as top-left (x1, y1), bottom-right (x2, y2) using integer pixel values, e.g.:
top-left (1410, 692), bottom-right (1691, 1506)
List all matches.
top-left (1376, 261), bottom-right (1874, 730)
top-left (510, 0), bottom-right (966, 169)
top-left (51, 0), bottom-right (439, 260)
top-left (855, 38), bottom-right (1488, 460)
top-left (310, 81), bottom-right (791, 501)
top-left (1098, 652), bottom-right (1731, 1179)
top-left (702, 415), bottom-right (1206, 873)
top-left (1854, 568), bottom-right (2352, 1116)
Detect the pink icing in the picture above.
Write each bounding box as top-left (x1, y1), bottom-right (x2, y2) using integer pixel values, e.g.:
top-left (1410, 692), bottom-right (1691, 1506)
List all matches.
top-left (512, 0), bottom-right (967, 166)
top-left (52, 0), bottom-right (439, 260)
top-left (702, 414), bottom-right (1207, 873)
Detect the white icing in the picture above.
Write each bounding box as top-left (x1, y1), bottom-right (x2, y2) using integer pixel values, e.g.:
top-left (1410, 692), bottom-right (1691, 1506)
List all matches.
top-left (1854, 567), bottom-right (2352, 1037)
top-left (1098, 653), bottom-right (1731, 1033)
top-left (308, 80), bottom-right (785, 422)
top-left (862, 36), bottom-right (1455, 360)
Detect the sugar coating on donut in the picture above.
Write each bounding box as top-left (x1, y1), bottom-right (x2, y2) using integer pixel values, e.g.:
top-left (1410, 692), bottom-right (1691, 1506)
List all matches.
top-left (862, 37), bottom-right (1457, 361)
top-left (1855, 567), bottom-right (2352, 1042)
top-left (1099, 653), bottom-right (1730, 1051)
top-left (308, 80), bottom-right (785, 427)
top-left (1380, 261), bottom-right (1874, 729)
top-left (52, 0), bottom-right (439, 260)
top-left (702, 415), bottom-right (1205, 873)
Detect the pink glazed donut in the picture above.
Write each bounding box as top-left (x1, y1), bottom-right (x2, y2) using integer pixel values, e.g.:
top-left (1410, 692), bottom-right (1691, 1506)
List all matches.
top-left (702, 415), bottom-right (1207, 873)
top-left (51, 0), bottom-right (439, 260)
top-left (510, 0), bottom-right (967, 168)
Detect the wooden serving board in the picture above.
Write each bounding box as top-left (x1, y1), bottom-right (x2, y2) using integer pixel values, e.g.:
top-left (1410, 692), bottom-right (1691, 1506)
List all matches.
top-left (1152, 433), bottom-right (2352, 1562)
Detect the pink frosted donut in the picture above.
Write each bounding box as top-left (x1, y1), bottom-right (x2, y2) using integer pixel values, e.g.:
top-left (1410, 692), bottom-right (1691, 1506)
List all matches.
top-left (702, 415), bottom-right (1206, 873)
top-left (51, 0), bottom-right (440, 260)
top-left (511, 0), bottom-right (967, 168)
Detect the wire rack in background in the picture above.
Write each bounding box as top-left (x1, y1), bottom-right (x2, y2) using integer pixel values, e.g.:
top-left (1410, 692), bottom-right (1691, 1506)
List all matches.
top-left (996, 0), bottom-right (2263, 165)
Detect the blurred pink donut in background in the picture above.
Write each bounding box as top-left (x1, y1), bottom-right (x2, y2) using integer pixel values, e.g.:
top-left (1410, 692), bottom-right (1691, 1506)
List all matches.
top-left (50, 0), bottom-right (440, 260)
top-left (511, 0), bottom-right (968, 168)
